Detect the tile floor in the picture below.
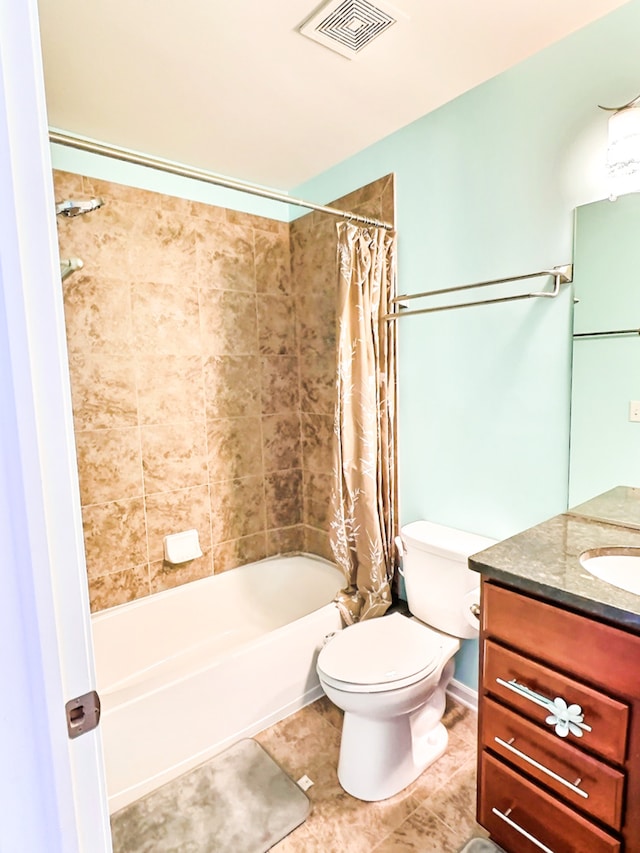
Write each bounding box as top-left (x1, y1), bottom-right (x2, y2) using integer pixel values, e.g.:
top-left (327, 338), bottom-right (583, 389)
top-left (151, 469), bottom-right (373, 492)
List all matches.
top-left (256, 695), bottom-right (489, 852)
top-left (111, 694), bottom-right (489, 852)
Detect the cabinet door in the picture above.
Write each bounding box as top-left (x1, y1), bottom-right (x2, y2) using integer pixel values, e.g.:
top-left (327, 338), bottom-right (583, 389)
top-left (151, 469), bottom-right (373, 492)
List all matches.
top-left (481, 698), bottom-right (625, 829)
top-left (483, 640), bottom-right (628, 764)
top-left (479, 752), bottom-right (621, 853)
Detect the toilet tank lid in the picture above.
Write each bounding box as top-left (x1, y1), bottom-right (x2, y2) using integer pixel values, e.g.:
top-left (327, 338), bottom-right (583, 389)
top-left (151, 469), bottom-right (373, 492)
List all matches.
top-left (401, 520), bottom-right (496, 559)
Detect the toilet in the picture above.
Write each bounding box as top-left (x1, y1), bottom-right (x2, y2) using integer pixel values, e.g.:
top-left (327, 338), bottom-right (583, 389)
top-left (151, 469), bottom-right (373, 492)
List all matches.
top-left (316, 520), bottom-right (496, 802)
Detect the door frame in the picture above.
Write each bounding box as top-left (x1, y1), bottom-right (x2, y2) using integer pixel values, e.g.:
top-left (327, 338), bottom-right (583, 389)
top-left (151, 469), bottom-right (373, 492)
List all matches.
top-left (0, 2), bottom-right (111, 850)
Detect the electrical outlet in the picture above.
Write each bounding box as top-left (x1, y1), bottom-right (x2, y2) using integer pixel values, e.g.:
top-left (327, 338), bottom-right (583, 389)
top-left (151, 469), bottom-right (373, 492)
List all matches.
top-left (630, 401), bottom-right (640, 422)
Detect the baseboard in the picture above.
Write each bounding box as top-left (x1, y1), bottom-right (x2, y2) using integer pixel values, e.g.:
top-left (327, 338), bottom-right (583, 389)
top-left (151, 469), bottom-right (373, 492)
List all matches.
top-left (447, 678), bottom-right (478, 713)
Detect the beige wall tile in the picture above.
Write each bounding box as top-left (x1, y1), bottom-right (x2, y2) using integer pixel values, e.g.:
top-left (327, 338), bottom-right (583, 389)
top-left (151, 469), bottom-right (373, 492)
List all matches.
top-left (81, 175), bottom-right (152, 207)
top-left (301, 413), bottom-right (333, 473)
top-left (127, 206), bottom-right (198, 286)
top-left (136, 354), bottom-right (205, 425)
top-left (295, 292), bottom-right (335, 359)
top-left (304, 526), bottom-right (333, 562)
top-left (197, 220), bottom-right (255, 291)
top-left (300, 354), bottom-right (335, 415)
top-left (289, 215), bottom-right (336, 295)
top-left (144, 484), bottom-right (212, 563)
top-left (225, 209), bottom-right (284, 234)
top-left (260, 356), bottom-right (299, 415)
top-left (207, 417), bottom-right (263, 482)
top-left (160, 196), bottom-right (225, 222)
top-left (204, 355), bottom-right (261, 419)
top-left (213, 532), bottom-right (268, 573)
top-left (381, 175), bottom-right (395, 225)
top-left (75, 427), bottom-right (143, 506)
top-left (57, 200), bottom-right (133, 279)
top-left (257, 294), bottom-right (296, 355)
top-left (141, 422), bottom-right (208, 495)
top-left (255, 231), bottom-right (291, 294)
top-left (88, 565), bottom-right (150, 613)
top-left (304, 471), bottom-right (333, 529)
top-left (211, 475), bottom-right (266, 543)
top-left (199, 290), bottom-right (258, 357)
top-left (53, 170), bottom-right (84, 199)
top-left (82, 498), bottom-right (147, 577)
top-left (262, 413), bottom-right (302, 472)
top-left (131, 282), bottom-right (201, 356)
top-left (267, 526), bottom-right (305, 556)
top-left (149, 552), bottom-right (214, 594)
top-left (63, 276), bottom-right (132, 357)
top-left (68, 351), bottom-right (138, 431)
top-left (265, 469), bottom-right (303, 529)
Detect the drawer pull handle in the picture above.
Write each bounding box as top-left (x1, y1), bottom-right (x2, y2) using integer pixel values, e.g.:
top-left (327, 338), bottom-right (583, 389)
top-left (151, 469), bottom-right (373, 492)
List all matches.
top-left (495, 677), bottom-right (592, 737)
top-left (494, 736), bottom-right (589, 798)
top-left (492, 807), bottom-right (556, 853)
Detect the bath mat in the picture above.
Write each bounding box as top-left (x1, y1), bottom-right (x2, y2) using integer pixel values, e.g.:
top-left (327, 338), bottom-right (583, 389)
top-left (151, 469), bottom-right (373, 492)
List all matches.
top-left (458, 839), bottom-right (506, 853)
top-left (110, 738), bottom-right (310, 853)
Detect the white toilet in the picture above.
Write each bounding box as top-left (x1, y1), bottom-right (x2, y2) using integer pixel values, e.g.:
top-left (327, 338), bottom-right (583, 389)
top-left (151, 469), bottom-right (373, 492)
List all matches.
top-left (316, 520), bottom-right (496, 802)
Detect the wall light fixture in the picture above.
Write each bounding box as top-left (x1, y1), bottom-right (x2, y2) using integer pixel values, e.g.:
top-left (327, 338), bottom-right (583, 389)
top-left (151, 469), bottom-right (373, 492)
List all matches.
top-left (599, 94), bottom-right (640, 199)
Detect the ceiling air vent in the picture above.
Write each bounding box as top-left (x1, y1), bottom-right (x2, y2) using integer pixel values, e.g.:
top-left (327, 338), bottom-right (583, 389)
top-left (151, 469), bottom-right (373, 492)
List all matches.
top-left (299, 0), bottom-right (403, 59)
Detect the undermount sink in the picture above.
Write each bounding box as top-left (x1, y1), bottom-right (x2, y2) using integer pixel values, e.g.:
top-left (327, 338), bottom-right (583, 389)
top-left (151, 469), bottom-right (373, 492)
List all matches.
top-left (579, 547), bottom-right (640, 596)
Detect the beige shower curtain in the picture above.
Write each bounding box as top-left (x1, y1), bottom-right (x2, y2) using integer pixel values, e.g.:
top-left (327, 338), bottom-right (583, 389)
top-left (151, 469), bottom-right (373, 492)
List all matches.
top-left (330, 221), bottom-right (398, 625)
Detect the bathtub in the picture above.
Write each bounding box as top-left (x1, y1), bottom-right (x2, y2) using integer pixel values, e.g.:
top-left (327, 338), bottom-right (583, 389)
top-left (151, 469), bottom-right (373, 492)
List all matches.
top-left (91, 553), bottom-right (343, 813)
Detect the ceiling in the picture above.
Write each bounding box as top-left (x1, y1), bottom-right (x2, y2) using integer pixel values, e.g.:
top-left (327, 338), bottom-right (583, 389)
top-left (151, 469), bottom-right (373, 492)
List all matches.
top-left (37, 0), bottom-right (630, 190)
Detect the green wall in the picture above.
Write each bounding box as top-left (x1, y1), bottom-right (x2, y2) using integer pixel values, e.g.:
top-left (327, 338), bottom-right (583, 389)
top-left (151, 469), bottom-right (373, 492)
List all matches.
top-left (292, 0), bottom-right (640, 687)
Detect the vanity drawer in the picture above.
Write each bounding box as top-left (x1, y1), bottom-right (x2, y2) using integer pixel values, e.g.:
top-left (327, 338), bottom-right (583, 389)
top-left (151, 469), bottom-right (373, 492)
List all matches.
top-left (479, 751), bottom-right (621, 853)
top-left (482, 580), bottom-right (640, 698)
top-left (483, 640), bottom-right (629, 764)
top-left (481, 698), bottom-right (625, 829)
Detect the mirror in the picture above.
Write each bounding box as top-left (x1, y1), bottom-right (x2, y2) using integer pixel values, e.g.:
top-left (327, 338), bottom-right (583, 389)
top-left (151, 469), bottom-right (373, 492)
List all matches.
top-left (569, 193), bottom-right (640, 507)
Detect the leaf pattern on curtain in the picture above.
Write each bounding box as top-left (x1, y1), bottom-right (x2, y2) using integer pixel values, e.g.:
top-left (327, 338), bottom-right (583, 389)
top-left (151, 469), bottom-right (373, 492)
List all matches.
top-left (330, 221), bottom-right (399, 625)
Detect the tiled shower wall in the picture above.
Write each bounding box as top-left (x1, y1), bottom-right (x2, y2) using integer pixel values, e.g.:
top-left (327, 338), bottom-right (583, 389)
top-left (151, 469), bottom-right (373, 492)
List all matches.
top-left (54, 169), bottom-right (393, 612)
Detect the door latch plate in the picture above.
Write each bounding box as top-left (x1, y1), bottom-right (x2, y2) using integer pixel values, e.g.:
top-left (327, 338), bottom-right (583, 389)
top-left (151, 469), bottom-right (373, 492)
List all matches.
top-left (65, 690), bottom-right (101, 739)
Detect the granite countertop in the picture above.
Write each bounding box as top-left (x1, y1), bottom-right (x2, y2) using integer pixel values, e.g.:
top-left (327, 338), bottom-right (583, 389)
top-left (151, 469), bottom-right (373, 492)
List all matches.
top-left (469, 486), bottom-right (640, 631)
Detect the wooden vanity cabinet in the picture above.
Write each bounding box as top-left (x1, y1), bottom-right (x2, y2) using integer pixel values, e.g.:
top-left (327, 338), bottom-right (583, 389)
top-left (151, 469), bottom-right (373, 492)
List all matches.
top-left (477, 578), bottom-right (640, 853)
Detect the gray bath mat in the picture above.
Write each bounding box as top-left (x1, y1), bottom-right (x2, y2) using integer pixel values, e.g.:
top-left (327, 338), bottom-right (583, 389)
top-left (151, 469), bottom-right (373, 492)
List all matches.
top-left (110, 738), bottom-right (310, 853)
top-left (459, 839), bottom-right (506, 853)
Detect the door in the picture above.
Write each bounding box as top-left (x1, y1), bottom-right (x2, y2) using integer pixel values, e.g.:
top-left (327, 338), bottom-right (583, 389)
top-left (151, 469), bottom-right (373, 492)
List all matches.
top-left (0, 1), bottom-right (111, 851)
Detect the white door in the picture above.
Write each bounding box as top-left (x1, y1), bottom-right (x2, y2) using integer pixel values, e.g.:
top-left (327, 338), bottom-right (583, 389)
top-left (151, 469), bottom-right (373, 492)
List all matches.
top-left (0, 2), bottom-right (111, 851)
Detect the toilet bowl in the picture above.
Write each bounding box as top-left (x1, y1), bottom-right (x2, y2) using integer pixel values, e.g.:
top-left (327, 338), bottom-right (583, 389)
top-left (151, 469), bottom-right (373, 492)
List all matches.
top-left (317, 612), bottom-right (459, 801)
top-left (317, 520), bottom-right (496, 801)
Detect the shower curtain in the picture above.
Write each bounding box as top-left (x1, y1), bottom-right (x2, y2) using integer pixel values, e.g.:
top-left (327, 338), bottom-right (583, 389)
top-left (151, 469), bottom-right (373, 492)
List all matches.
top-left (330, 221), bottom-right (398, 625)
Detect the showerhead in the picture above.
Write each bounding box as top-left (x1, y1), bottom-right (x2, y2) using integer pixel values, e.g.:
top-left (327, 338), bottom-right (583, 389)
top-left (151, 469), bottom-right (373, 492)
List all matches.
top-left (56, 197), bottom-right (104, 217)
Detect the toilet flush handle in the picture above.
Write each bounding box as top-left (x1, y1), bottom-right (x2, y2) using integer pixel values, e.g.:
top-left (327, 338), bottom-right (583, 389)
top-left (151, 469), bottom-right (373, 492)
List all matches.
top-left (394, 536), bottom-right (406, 577)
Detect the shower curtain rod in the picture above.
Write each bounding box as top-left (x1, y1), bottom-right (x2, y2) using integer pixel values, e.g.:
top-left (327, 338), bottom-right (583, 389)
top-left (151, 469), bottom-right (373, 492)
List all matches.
top-left (48, 130), bottom-right (393, 231)
top-left (384, 264), bottom-right (573, 320)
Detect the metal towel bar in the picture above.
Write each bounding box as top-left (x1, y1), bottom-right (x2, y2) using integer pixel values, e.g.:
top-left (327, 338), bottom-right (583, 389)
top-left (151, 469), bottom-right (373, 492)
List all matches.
top-left (574, 328), bottom-right (640, 338)
top-left (384, 264), bottom-right (573, 320)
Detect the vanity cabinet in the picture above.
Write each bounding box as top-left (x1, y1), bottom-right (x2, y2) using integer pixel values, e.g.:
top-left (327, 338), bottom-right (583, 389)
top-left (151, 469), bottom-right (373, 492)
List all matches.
top-left (477, 579), bottom-right (640, 853)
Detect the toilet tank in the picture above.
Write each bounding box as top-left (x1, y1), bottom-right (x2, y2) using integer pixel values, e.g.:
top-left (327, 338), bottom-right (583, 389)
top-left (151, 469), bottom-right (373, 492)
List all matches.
top-left (401, 520), bottom-right (496, 639)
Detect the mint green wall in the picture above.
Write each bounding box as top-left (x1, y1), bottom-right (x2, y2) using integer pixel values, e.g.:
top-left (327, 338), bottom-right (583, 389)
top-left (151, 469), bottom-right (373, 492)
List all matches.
top-left (293, 0), bottom-right (640, 688)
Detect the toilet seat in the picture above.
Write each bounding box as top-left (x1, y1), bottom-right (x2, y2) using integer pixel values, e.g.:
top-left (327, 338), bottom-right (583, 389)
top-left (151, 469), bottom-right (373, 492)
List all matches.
top-left (317, 612), bottom-right (446, 694)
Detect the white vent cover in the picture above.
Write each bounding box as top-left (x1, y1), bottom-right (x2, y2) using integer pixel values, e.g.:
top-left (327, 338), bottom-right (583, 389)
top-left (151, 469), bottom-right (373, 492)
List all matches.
top-left (299, 0), bottom-right (404, 59)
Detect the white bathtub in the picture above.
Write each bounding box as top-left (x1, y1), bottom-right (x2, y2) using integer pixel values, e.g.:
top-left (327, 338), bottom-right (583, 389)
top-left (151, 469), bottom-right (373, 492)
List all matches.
top-left (91, 553), bottom-right (343, 813)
